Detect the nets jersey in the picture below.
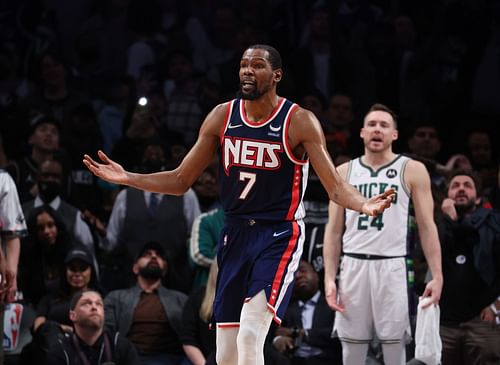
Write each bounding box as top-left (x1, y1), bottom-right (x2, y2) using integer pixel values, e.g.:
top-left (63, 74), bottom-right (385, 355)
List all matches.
top-left (219, 98), bottom-right (309, 221)
top-left (343, 155), bottom-right (411, 256)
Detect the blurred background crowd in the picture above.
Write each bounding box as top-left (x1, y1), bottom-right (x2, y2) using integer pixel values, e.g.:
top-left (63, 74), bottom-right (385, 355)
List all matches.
top-left (0, 0), bottom-right (499, 364)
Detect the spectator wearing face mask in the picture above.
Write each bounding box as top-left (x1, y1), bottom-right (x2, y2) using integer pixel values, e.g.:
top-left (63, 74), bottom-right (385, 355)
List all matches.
top-left (22, 158), bottom-right (96, 256)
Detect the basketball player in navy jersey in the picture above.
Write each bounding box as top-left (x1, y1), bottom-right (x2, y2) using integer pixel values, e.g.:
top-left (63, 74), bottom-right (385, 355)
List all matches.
top-left (84, 45), bottom-right (394, 365)
top-left (323, 104), bottom-right (443, 365)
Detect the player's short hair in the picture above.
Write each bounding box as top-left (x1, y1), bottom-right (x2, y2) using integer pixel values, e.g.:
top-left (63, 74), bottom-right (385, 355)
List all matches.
top-left (246, 44), bottom-right (282, 70)
top-left (366, 103), bottom-right (398, 128)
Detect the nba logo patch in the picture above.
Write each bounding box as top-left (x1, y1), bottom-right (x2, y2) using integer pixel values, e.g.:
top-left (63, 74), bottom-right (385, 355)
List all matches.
top-left (3, 303), bottom-right (23, 351)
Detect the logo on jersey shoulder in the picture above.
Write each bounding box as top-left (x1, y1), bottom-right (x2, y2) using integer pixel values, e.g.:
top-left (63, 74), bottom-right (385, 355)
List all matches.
top-left (223, 136), bottom-right (283, 174)
top-left (228, 123), bottom-right (243, 129)
top-left (269, 124), bottom-right (282, 132)
top-left (386, 169), bottom-right (397, 178)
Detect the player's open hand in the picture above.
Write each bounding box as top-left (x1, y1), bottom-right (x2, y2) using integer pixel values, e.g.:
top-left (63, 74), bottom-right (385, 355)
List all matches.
top-left (83, 150), bottom-right (129, 185)
top-left (361, 188), bottom-right (395, 216)
top-left (325, 279), bottom-right (345, 313)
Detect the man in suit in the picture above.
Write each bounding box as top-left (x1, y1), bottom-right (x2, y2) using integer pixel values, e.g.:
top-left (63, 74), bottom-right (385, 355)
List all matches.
top-left (272, 260), bottom-right (342, 365)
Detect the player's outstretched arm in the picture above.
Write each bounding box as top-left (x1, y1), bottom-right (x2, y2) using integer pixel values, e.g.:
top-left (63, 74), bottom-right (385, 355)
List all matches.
top-left (84, 104), bottom-right (227, 195)
top-left (289, 107), bottom-right (394, 216)
top-left (406, 160), bottom-right (443, 307)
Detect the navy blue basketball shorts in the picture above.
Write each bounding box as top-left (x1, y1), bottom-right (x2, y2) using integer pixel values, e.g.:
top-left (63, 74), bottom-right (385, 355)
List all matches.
top-left (213, 217), bottom-right (304, 328)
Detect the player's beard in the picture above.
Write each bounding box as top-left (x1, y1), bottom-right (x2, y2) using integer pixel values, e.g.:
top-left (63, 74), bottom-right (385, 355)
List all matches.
top-left (236, 82), bottom-right (271, 100)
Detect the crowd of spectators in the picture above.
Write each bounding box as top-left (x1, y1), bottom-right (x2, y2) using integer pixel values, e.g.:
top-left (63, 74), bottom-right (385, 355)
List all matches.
top-left (0, 0), bottom-right (498, 364)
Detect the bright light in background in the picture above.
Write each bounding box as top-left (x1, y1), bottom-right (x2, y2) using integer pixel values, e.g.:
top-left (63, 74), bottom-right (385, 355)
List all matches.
top-left (138, 97), bottom-right (148, 106)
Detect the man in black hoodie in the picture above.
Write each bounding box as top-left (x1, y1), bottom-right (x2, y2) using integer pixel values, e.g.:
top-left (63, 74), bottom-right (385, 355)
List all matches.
top-left (46, 290), bottom-right (138, 365)
top-left (438, 170), bottom-right (500, 365)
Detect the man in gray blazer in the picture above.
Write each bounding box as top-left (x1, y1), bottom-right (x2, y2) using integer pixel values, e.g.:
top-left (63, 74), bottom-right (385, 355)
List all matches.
top-left (104, 241), bottom-right (188, 365)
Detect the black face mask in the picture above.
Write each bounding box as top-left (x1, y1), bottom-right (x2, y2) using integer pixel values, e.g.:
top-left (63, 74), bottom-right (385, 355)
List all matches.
top-left (141, 159), bottom-right (165, 174)
top-left (39, 181), bottom-right (62, 203)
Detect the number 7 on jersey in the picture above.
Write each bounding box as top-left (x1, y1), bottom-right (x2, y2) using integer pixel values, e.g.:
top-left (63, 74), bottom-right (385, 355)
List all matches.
top-left (239, 171), bottom-right (256, 199)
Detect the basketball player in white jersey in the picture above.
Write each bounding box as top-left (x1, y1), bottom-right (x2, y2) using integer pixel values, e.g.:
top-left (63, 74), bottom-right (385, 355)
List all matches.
top-left (323, 103), bottom-right (443, 365)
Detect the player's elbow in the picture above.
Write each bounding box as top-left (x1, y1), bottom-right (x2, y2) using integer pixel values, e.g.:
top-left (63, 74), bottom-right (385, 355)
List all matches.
top-left (166, 168), bottom-right (197, 196)
top-left (170, 184), bottom-right (189, 196)
top-left (327, 191), bottom-right (341, 205)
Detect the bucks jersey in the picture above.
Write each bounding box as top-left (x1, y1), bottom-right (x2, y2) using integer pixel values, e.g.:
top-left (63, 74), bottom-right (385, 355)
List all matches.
top-left (219, 98), bottom-right (309, 221)
top-left (343, 155), bottom-right (411, 256)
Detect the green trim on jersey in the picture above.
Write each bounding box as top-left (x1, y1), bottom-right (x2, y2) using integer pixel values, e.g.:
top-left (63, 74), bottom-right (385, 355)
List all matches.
top-left (346, 159), bottom-right (354, 181)
top-left (400, 158), bottom-right (411, 197)
top-left (358, 154), bottom-right (404, 177)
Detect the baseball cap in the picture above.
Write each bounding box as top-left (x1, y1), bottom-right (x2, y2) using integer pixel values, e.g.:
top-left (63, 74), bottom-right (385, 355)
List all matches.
top-left (135, 241), bottom-right (167, 262)
top-left (65, 247), bottom-right (93, 265)
top-left (29, 113), bottom-right (61, 135)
